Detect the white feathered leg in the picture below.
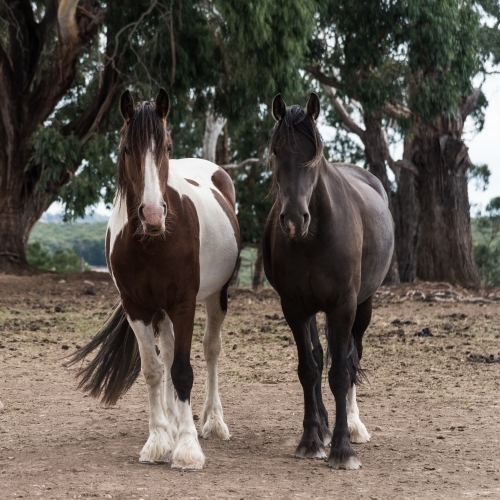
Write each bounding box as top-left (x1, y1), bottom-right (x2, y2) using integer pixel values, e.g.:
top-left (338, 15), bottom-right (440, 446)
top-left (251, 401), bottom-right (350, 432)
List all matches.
top-left (200, 291), bottom-right (230, 440)
top-left (128, 319), bottom-right (174, 463)
top-left (158, 315), bottom-right (179, 437)
top-left (347, 384), bottom-right (371, 443)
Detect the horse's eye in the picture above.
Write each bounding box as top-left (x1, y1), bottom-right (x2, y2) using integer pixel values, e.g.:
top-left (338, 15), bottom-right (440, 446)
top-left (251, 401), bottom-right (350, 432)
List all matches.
top-left (123, 147), bottom-right (130, 156)
top-left (167, 144), bottom-right (172, 154)
top-left (272, 148), bottom-right (278, 156)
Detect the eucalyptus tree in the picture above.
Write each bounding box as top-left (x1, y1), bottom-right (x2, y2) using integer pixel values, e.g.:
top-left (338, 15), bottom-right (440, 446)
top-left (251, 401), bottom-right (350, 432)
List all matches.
top-left (0, 0), bottom-right (315, 273)
top-left (307, 0), bottom-right (498, 288)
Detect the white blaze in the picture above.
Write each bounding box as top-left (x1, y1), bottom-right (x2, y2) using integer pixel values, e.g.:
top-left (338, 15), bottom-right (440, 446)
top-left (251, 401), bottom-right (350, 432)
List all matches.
top-left (143, 150), bottom-right (164, 208)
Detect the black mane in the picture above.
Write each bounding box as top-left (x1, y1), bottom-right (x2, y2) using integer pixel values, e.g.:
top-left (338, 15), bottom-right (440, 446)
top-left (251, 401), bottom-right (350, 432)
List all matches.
top-left (117, 102), bottom-right (170, 196)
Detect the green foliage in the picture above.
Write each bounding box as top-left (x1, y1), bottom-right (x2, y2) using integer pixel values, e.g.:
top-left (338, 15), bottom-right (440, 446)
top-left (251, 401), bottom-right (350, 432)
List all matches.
top-left (473, 197), bottom-right (500, 286)
top-left (29, 222), bottom-right (108, 266)
top-left (27, 242), bottom-right (88, 274)
top-left (469, 163), bottom-right (491, 191)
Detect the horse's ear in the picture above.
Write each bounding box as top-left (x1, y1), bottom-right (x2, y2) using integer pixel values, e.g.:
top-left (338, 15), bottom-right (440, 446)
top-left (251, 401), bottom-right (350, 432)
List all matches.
top-left (272, 93), bottom-right (287, 121)
top-left (155, 88), bottom-right (170, 120)
top-left (120, 90), bottom-right (135, 122)
top-left (306, 92), bottom-right (320, 122)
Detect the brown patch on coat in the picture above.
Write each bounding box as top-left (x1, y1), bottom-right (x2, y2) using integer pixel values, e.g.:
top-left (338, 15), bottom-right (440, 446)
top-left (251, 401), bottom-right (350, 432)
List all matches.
top-left (212, 168), bottom-right (236, 208)
top-left (185, 178), bottom-right (199, 186)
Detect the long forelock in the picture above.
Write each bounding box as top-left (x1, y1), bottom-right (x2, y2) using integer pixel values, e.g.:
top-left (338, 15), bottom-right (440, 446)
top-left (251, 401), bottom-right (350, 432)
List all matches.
top-left (117, 102), bottom-right (169, 197)
top-left (267, 105), bottom-right (324, 170)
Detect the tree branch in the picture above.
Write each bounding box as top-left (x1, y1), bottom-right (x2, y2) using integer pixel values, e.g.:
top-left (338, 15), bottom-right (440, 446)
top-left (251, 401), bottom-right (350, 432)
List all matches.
top-left (221, 158), bottom-right (261, 171)
top-left (394, 159), bottom-right (419, 175)
top-left (322, 85), bottom-right (365, 139)
top-left (461, 88), bottom-right (482, 121)
top-left (305, 65), bottom-right (343, 89)
top-left (381, 102), bottom-right (412, 120)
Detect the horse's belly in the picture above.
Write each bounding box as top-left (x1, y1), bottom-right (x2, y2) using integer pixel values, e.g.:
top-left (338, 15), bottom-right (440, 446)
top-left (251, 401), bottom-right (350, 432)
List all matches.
top-left (196, 203), bottom-right (238, 301)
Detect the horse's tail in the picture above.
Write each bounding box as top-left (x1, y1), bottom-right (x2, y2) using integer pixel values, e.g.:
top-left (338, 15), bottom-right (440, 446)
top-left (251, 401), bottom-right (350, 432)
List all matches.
top-left (65, 303), bottom-right (140, 406)
top-left (325, 317), bottom-right (365, 385)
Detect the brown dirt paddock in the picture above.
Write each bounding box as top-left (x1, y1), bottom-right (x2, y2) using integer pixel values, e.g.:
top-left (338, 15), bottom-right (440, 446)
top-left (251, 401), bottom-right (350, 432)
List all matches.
top-left (0, 272), bottom-right (499, 499)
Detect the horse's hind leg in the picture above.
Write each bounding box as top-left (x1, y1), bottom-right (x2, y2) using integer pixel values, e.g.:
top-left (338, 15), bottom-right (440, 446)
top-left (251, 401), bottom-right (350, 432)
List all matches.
top-left (200, 288), bottom-right (230, 440)
top-left (282, 300), bottom-right (327, 459)
top-left (310, 315), bottom-right (332, 446)
top-left (128, 318), bottom-right (174, 464)
top-left (347, 296), bottom-right (372, 444)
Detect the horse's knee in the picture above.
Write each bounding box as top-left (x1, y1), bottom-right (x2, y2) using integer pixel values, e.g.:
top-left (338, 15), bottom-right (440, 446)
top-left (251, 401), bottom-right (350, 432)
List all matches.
top-left (142, 360), bottom-right (163, 386)
top-left (298, 360), bottom-right (318, 388)
top-left (171, 358), bottom-right (193, 401)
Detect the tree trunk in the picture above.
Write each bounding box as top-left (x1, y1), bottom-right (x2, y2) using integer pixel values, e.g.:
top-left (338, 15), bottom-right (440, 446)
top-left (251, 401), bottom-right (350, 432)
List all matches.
top-left (362, 112), bottom-right (400, 284)
top-left (411, 116), bottom-right (479, 288)
top-left (394, 166), bottom-right (419, 282)
top-left (252, 244), bottom-right (265, 291)
top-left (202, 111), bottom-right (227, 162)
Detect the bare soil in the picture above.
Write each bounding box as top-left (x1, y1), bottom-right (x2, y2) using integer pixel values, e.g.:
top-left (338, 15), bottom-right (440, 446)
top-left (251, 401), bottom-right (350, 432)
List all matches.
top-left (1, 272), bottom-right (500, 499)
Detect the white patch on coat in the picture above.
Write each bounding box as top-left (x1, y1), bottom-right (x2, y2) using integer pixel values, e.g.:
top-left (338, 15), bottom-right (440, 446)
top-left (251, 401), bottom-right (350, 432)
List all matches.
top-left (347, 384), bottom-right (371, 443)
top-left (167, 159), bottom-right (238, 301)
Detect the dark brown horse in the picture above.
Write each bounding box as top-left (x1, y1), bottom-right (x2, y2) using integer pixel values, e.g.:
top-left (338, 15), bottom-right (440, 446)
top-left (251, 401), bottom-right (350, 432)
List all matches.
top-left (68, 89), bottom-right (240, 471)
top-left (263, 93), bottom-right (394, 469)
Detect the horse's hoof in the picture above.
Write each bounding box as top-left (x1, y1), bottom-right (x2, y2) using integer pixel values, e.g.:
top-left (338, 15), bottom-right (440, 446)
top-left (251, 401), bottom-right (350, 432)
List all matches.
top-left (348, 417), bottom-right (371, 443)
top-left (328, 455), bottom-right (362, 470)
top-left (295, 443), bottom-right (327, 459)
top-left (139, 458), bottom-right (169, 465)
top-left (139, 427), bottom-right (173, 464)
top-left (170, 463), bottom-right (204, 472)
top-left (201, 414), bottom-right (231, 441)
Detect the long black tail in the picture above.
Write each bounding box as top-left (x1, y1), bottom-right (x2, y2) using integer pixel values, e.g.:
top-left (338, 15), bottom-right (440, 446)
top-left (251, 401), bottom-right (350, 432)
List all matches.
top-left (65, 304), bottom-right (141, 405)
top-left (325, 317), bottom-right (365, 385)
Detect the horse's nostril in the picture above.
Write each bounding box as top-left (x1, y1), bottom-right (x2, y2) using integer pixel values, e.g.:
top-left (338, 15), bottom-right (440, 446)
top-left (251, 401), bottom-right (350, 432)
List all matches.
top-left (138, 205), bottom-right (145, 221)
top-left (279, 214), bottom-right (285, 227)
top-left (161, 202), bottom-right (167, 215)
top-left (303, 213), bottom-right (310, 225)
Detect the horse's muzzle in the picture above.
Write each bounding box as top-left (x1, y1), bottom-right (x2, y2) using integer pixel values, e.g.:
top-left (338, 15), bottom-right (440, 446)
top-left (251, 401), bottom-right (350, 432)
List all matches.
top-left (279, 212), bottom-right (310, 239)
top-left (139, 203), bottom-right (166, 236)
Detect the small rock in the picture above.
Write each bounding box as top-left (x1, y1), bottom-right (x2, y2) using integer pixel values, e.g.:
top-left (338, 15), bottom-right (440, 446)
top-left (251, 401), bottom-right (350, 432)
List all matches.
top-left (58, 279), bottom-right (66, 284)
top-left (415, 327), bottom-right (433, 337)
top-left (54, 306), bottom-right (62, 313)
top-left (83, 280), bottom-right (94, 286)
top-left (84, 287), bottom-right (96, 296)
top-left (437, 435), bottom-right (444, 440)
top-left (61, 345), bottom-right (69, 350)
top-left (232, 344), bottom-right (237, 350)
top-left (374, 425), bottom-right (382, 431)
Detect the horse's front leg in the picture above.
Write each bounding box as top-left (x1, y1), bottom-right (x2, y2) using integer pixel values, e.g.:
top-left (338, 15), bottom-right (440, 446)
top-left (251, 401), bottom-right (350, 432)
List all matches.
top-left (128, 318), bottom-right (174, 464)
top-left (281, 300), bottom-right (327, 459)
top-left (327, 296), bottom-right (361, 469)
top-left (310, 315), bottom-right (332, 446)
top-left (200, 290), bottom-right (230, 440)
top-left (169, 299), bottom-right (205, 471)
top-left (158, 314), bottom-right (179, 437)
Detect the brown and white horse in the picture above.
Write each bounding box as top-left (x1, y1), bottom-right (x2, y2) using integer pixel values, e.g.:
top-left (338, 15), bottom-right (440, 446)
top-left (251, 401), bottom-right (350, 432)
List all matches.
top-left (68, 89), bottom-right (239, 471)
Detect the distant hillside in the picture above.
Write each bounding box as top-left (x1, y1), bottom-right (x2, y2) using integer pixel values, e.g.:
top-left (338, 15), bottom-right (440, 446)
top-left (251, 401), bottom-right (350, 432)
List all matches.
top-left (29, 222), bottom-right (108, 266)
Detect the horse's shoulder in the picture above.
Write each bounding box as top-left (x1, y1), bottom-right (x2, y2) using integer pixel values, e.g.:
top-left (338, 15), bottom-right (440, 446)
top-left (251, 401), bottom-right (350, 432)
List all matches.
top-left (331, 162), bottom-right (388, 204)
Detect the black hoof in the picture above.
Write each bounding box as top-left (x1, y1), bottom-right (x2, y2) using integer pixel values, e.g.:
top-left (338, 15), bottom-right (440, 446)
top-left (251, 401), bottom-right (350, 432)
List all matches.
top-left (328, 445), bottom-right (361, 470)
top-left (295, 435), bottom-right (327, 459)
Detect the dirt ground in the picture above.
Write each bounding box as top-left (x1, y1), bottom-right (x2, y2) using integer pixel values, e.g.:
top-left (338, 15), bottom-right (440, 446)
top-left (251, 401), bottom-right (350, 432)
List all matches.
top-left (1, 272), bottom-right (500, 499)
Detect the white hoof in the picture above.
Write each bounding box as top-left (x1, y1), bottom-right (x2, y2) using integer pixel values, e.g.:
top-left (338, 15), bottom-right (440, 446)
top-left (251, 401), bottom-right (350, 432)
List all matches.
top-left (348, 417), bottom-right (371, 444)
top-left (171, 433), bottom-right (205, 471)
top-left (139, 427), bottom-right (173, 464)
top-left (201, 413), bottom-right (230, 440)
